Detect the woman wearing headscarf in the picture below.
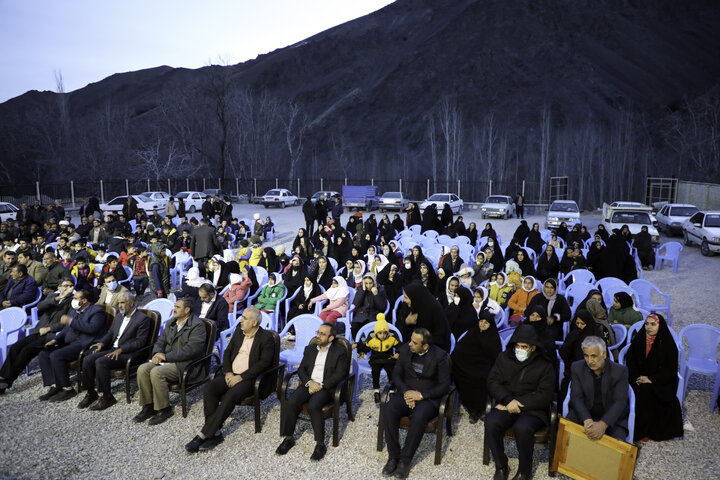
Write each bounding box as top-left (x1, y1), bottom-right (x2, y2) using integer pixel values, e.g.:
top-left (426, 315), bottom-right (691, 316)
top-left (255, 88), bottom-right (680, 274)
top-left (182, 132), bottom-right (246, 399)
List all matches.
top-left (350, 260), bottom-right (367, 289)
top-left (421, 204), bottom-right (439, 233)
top-left (329, 234), bottom-right (352, 266)
top-left (526, 223), bottom-right (544, 254)
top-left (559, 309), bottom-right (604, 394)
top-left (391, 214), bottom-right (405, 233)
top-left (364, 214), bottom-right (379, 240)
top-left (351, 272), bottom-right (387, 338)
top-left (608, 291), bottom-right (643, 328)
top-left (451, 312), bottom-right (501, 423)
top-left (504, 260), bottom-right (523, 292)
top-left (222, 272), bottom-right (253, 313)
top-left (555, 222), bottom-right (569, 241)
top-left (309, 256), bottom-right (334, 290)
top-left (283, 255), bottom-right (307, 295)
top-left (565, 224), bottom-right (583, 247)
top-left (310, 275), bottom-right (350, 328)
top-left (369, 253), bottom-right (389, 276)
top-left (575, 289), bottom-right (608, 314)
top-left (507, 276), bottom-right (539, 327)
top-left (445, 281), bottom-right (475, 338)
top-left (536, 245), bottom-right (560, 282)
top-left (397, 282), bottom-right (451, 352)
top-left (480, 222), bottom-right (497, 241)
top-left (515, 249), bottom-right (537, 278)
top-left (453, 216), bottom-right (467, 237)
top-left (512, 220), bottom-right (531, 245)
top-left (585, 298), bottom-right (616, 347)
top-left (523, 305), bottom-right (558, 366)
top-left (287, 276), bottom-right (322, 322)
top-left (345, 216), bottom-right (359, 236)
top-left (404, 203), bottom-right (422, 228)
top-left (378, 215), bottom-right (395, 244)
top-left (179, 266), bottom-right (206, 299)
top-left (418, 261), bottom-right (439, 294)
top-left (255, 272), bottom-right (286, 313)
top-left (620, 224), bottom-right (633, 244)
top-left (488, 272), bottom-right (514, 309)
top-left (243, 264), bottom-right (260, 297)
top-left (466, 222), bottom-right (479, 247)
top-left (377, 262), bottom-right (403, 306)
top-left (483, 246), bottom-right (504, 274)
top-left (440, 203), bottom-right (454, 229)
top-left (579, 226), bottom-right (591, 244)
top-left (208, 254), bottom-right (230, 293)
top-left (409, 245), bottom-right (427, 270)
top-left (472, 286), bottom-right (501, 317)
top-left (259, 247), bottom-right (279, 274)
top-left (524, 278), bottom-right (571, 341)
top-left (471, 252), bottom-right (492, 287)
top-left (503, 238), bottom-right (523, 263)
top-left (292, 228), bottom-right (309, 250)
top-left (627, 313), bottom-right (683, 441)
top-left (633, 225), bottom-right (656, 270)
top-left (586, 238), bottom-right (608, 279)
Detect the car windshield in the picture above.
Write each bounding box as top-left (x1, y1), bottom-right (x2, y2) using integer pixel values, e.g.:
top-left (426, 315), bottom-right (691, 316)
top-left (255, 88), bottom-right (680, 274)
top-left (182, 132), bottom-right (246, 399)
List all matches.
top-left (108, 197), bottom-right (125, 206)
top-left (705, 215), bottom-right (720, 228)
top-left (670, 206), bottom-right (698, 216)
top-left (428, 194), bottom-right (448, 201)
top-left (611, 212), bottom-right (651, 224)
top-left (486, 196), bottom-right (507, 204)
top-left (0, 204), bottom-right (16, 213)
top-left (265, 190), bottom-right (281, 196)
top-left (176, 192), bottom-right (190, 199)
top-left (382, 192), bottom-right (402, 198)
top-left (550, 202), bottom-right (578, 213)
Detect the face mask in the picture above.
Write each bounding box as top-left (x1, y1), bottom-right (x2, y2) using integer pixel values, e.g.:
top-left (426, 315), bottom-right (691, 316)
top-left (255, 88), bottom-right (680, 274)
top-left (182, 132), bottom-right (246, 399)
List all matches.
top-left (515, 348), bottom-right (529, 362)
top-left (405, 262), bottom-right (411, 269)
top-left (106, 281), bottom-right (118, 291)
top-left (71, 299), bottom-right (81, 310)
top-left (453, 296), bottom-right (460, 305)
top-left (383, 248), bottom-right (390, 255)
top-left (488, 241), bottom-right (494, 247)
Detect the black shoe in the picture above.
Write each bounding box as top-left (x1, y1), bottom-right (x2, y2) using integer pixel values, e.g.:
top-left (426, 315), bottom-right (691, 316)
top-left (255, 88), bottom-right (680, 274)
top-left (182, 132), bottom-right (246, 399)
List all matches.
top-left (310, 443), bottom-right (327, 461)
top-left (39, 386), bottom-right (62, 401)
top-left (133, 405), bottom-right (156, 423)
top-left (77, 392), bottom-right (99, 409)
top-left (198, 434), bottom-right (224, 452)
top-left (511, 473), bottom-right (532, 480)
top-left (48, 388), bottom-right (77, 402)
top-left (394, 460), bottom-right (410, 479)
top-left (382, 458), bottom-right (398, 476)
top-left (89, 395), bottom-right (117, 411)
top-left (275, 437), bottom-right (295, 455)
top-left (148, 407), bottom-right (174, 425)
top-left (185, 435), bottom-right (204, 453)
top-left (469, 411), bottom-right (481, 424)
top-left (494, 465), bottom-right (510, 480)
top-left (374, 391), bottom-right (381, 403)
top-left (0, 378), bottom-right (9, 390)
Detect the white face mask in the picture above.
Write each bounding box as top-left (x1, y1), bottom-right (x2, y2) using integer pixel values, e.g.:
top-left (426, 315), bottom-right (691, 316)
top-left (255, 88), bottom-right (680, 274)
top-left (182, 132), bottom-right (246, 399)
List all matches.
top-left (515, 348), bottom-right (529, 362)
top-left (404, 262), bottom-right (412, 269)
top-left (71, 299), bottom-right (81, 310)
top-left (106, 281), bottom-right (118, 291)
top-left (453, 296), bottom-right (460, 305)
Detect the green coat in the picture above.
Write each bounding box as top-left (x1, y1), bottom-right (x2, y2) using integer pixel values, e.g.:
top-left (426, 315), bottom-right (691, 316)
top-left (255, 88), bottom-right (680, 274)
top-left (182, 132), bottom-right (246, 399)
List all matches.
top-left (255, 283), bottom-right (286, 312)
top-left (608, 306), bottom-right (643, 327)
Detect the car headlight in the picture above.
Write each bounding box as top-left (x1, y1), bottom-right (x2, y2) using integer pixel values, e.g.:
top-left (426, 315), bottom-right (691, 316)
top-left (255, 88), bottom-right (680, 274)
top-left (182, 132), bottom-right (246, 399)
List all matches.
top-left (713, 237), bottom-right (720, 243)
top-left (548, 216), bottom-right (559, 221)
top-left (481, 207), bottom-right (487, 212)
top-left (652, 235), bottom-right (659, 243)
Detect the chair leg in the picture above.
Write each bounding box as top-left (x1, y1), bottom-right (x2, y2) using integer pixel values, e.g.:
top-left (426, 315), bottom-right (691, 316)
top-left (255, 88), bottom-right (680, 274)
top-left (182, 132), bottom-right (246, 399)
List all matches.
top-left (376, 405), bottom-right (385, 452)
top-left (254, 396), bottom-right (262, 433)
top-left (482, 428), bottom-right (490, 465)
top-left (181, 384), bottom-right (188, 418)
top-left (332, 404), bottom-right (340, 447)
top-left (125, 370), bottom-right (131, 404)
top-left (435, 419), bottom-right (443, 465)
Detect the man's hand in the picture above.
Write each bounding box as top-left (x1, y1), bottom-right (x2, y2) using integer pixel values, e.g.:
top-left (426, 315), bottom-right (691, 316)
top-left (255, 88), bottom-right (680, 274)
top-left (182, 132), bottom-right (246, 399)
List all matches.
top-left (43, 287), bottom-right (53, 296)
top-left (151, 352), bottom-right (166, 365)
top-left (403, 390), bottom-right (422, 408)
top-left (45, 339), bottom-right (56, 347)
top-left (636, 376), bottom-right (652, 385)
top-left (89, 342), bottom-right (103, 353)
top-left (60, 314), bottom-right (71, 326)
top-left (585, 420), bottom-right (608, 440)
top-left (494, 404), bottom-right (507, 411)
top-left (105, 348), bottom-right (122, 360)
top-left (2, 300), bottom-right (11, 308)
top-left (307, 381), bottom-right (322, 395)
top-left (38, 327), bottom-right (51, 336)
top-left (405, 312), bottom-right (418, 325)
top-left (506, 399), bottom-right (524, 414)
top-left (225, 373), bottom-right (242, 388)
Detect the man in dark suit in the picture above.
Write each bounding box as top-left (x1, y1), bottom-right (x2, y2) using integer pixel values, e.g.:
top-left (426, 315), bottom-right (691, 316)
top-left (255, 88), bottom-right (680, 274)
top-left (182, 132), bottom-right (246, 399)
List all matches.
top-left (276, 322), bottom-right (349, 461)
top-left (568, 335), bottom-right (629, 441)
top-left (37, 289), bottom-right (107, 402)
top-left (78, 292), bottom-right (151, 410)
top-left (193, 283), bottom-right (230, 333)
top-left (381, 327), bottom-right (451, 479)
top-left (133, 298), bottom-right (207, 425)
top-left (0, 264), bottom-right (38, 310)
top-left (190, 219), bottom-right (219, 276)
top-left (201, 196), bottom-right (215, 221)
top-left (185, 307), bottom-right (276, 453)
top-left (0, 279), bottom-right (74, 393)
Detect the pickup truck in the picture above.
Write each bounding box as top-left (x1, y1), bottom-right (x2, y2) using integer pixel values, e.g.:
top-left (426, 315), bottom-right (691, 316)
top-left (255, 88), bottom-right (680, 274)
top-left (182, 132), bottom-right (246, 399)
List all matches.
top-left (602, 203), bottom-right (660, 246)
top-left (342, 185), bottom-right (379, 211)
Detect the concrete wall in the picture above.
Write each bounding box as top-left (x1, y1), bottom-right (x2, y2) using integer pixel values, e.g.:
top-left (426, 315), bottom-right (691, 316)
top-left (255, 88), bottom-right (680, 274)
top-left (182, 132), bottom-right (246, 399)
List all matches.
top-left (677, 181), bottom-right (720, 210)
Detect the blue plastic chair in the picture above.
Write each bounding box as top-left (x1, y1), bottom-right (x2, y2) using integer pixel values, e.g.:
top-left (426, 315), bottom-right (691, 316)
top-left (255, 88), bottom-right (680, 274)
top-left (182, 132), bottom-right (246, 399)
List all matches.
top-left (629, 279), bottom-right (671, 324)
top-left (352, 321), bottom-right (403, 400)
top-left (120, 265), bottom-right (133, 288)
top-left (558, 269), bottom-right (596, 294)
top-left (144, 298), bottom-right (174, 336)
top-left (564, 282), bottom-right (595, 314)
top-left (170, 251), bottom-right (194, 290)
top-left (601, 285), bottom-right (636, 312)
top-left (408, 225), bottom-right (421, 235)
top-left (22, 288), bottom-right (44, 333)
top-left (278, 314), bottom-right (323, 371)
top-left (260, 283), bottom-right (287, 332)
top-left (217, 311), bottom-right (273, 360)
top-left (437, 235), bottom-right (454, 247)
top-left (679, 324), bottom-right (720, 399)
top-left (423, 230), bottom-right (439, 240)
top-left (499, 328), bottom-right (516, 351)
top-left (608, 324), bottom-right (628, 355)
top-left (245, 266), bottom-right (269, 307)
top-left (327, 257), bottom-right (338, 272)
top-left (455, 235), bottom-right (471, 245)
top-left (0, 307), bottom-right (27, 366)
top-left (710, 362), bottom-right (720, 413)
top-left (391, 295), bottom-right (404, 325)
top-left (449, 333), bottom-right (456, 353)
top-left (562, 384), bottom-right (635, 443)
top-left (618, 343), bottom-right (631, 365)
top-left (655, 241), bottom-right (683, 273)
top-left (595, 277), bottom-right (627, 297)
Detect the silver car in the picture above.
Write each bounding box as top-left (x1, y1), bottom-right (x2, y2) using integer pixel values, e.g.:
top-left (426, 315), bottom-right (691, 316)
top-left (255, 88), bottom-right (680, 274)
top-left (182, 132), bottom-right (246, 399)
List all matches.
top-left (379, 192), bottom-right (409, 212)
top-left (683, 211), bottom-right (720, 256)
top-left (656, 203), bottom-right (699, 235)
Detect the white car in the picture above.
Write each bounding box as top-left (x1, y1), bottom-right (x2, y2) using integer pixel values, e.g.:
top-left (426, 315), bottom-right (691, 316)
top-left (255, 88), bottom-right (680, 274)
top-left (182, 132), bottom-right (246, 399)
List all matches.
top-left (683, 211), bottom-right (720, 256)
top-left (480, 195), bottom-right (516, 219)
top-left (139, 191), bottom-right (170, 208)
top-left (420, 193), bottom-right (463, 215)
top-left (174, 191), bottom-right (205, 213)
top-left (610, 201), bottom-right (657, 225)
top-left (0, 201), bottom-right (19, 223)
top-left (545, 200), bottom-right (581, 230)
top-left (602, 203), bottom-right (660, 245)
top-left (311, 191), bottom-right (340, 204)
top-left (261, 189), bottom-right (298, 208)
top-left (379, 192), bottom-right (409, 212)
top-left (656, 203), bottom-right (699, 236)
top-left (100, 195), bottom-right (163, 215)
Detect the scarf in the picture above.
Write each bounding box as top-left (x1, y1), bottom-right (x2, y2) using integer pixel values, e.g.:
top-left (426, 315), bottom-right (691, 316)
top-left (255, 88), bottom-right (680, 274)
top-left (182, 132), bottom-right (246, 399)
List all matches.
top-left (325, 276), bottom-right (349, 301)
top-left (543, 278), bottom-right (558, 314)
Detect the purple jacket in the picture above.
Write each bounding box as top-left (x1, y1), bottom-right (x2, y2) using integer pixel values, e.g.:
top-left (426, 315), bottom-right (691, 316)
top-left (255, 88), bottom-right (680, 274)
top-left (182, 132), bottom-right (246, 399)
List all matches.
top-left (1, 275), bottom-right (39, 307)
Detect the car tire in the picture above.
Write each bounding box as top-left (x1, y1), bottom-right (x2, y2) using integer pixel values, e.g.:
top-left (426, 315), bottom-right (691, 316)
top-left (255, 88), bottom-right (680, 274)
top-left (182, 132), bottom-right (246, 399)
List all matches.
top-left (481, 214), bottom-right (486, 219)
top-left (189, 206), bottom-right (196, 213)
top-left (701, 239), bottom-right (712, 256)
top-left (264, 204), bottom-right (269, 209)
top-left (683, 231), bottom-right (691, 246)
top-left (503, 212), bottom-right (508, 220)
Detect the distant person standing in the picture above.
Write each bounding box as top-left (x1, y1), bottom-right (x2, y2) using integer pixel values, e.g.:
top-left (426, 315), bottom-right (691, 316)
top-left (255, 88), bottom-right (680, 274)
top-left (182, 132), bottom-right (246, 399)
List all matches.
top-left (302, 197), bottom-right (315, 236)
top-left (315, 195), bottom-right (328, 229)
top-left (331, 196), bottom-right (343, 226)
top-left (515, 192), bottom-right (525, 219)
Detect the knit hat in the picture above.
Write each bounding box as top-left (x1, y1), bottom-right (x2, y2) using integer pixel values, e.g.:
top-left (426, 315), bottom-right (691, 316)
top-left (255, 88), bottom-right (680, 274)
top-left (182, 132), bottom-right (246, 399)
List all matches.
top-left (374, 313), bottom-right (390, 334)
top-left (253, 213), bottom-right (260, 220)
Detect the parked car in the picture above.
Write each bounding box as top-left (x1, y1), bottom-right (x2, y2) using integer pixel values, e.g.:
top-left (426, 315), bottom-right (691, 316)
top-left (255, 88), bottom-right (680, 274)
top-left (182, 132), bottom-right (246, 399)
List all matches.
top-left (379, 192), bottom-right (409, 212)
top-left (174, 191), bottom-right (205, 213)
top-left (0, 201), bottom-right (18, 223)
top-left (609, 201), bottom-right (657, 225)
top-left (683, 211), bottom-right (720, 256)
top-left (480, 195), bottom-right (516, 219)
top-left (202, 189), bottom-right (233, 200)
top-left (100, 195), bottom-right (163, 214)
top-left (602, 203), bottom-right (660, 246)
top-left (139, 191), bottom-right (170, 208)
top-left (261, 189), bottom-right (298, 208)
top-left (310, 191), bottom-right (340, 204)
top-left (343, 185), bottom-right (380, 211)
top-left (545, 200), bottom-right (581, 230)
top-left (656, 203), bottom-right (699, 235)
top-left (420, 193), bottom-right (463, 215)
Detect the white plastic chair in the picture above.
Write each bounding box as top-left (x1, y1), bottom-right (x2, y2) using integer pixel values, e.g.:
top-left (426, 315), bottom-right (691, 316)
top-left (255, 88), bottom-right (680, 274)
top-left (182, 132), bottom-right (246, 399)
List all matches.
top-left (0, 307), bottom-right (27, 366)
top-left (655, 241), bottom-right (683, 273)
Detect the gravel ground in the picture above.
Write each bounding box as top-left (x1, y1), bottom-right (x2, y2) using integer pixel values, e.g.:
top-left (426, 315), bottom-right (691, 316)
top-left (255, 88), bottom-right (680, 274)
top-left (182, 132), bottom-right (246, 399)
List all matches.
top-left (1, 205), bottom-right (719, 480)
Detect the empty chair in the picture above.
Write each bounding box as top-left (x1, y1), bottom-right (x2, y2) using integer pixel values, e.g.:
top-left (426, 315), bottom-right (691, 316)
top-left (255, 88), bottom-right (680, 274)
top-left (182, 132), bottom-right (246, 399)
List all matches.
top-left (423, 229), bottom-right (439, 240)
top-left (655, 241), bottom-right (683, 273)
top-left (678, 324), bottom-right (720, 399)
top-left (564, 282), bottom-right (595, 313)
top-left (629, 279), bottom-right (671, 324)
top-left (0, 307), bottom-right (27, 366)
top-left (608, 324), bottom-right (627, 355)
top-left (278, 314), bottom-right (323, 370)
top-left (558, 269), bottom-right (595, 294)
top-left (594, 276), bottom-right (627, 296)
top-left (437, 234), bottom-right (454, 246)
top-left (144, 298), bottom-right (174, 335)
top-left (455, 235), bottom-right (471, 245)
top-left (408, 225), bottom-right (421, 235)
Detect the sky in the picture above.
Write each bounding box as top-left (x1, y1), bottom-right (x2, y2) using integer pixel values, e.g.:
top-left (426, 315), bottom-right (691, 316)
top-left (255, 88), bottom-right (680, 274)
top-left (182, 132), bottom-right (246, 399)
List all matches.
top-left (0, 0), bottom-right (395, 103)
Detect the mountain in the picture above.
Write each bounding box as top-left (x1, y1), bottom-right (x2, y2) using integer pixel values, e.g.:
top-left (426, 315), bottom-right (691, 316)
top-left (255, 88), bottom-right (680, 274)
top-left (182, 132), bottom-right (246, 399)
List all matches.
top-left (2, 0), bottom-right (719, 207)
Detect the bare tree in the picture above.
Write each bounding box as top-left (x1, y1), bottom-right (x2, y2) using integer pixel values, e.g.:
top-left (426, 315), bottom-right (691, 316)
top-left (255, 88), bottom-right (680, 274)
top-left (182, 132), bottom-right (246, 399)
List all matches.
top-left (281, 102), bottom-right (309, 180)
top-left (538, 105), bottom-right (551, 203)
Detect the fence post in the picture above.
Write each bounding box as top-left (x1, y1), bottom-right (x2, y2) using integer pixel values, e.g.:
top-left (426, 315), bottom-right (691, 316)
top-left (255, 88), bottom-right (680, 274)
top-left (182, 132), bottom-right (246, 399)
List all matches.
top-left (203, 178), bottom-right (206, 190)
top-left (218, 178), bottom-right (221, 189)
top-left (253, 178), bottom-right (257, 199)
top-left (522, 180), bottom-right (525, 197)
top-left (147, 179), bottom-right (150, 191)
top-left (457, 179), bottom-right (460, 197)
top-left (235, 178), bottom-right (239, 198)
top-left (320, 178), bottom-right (324, 190)
top-left (186, 178), bottom-right (190, 191)
top-left (35, 182), bottom-right (40, 202)
top-left (427, 179), bottom-right (430, 199)
top-left (297, 178), bottom-right (300, 197)
top-left (489, 180), bottom-right (492, 196)
top-left (371, 178), bottom-right (374, 186)
top-left (399, 178), bottom-right (402, 193)
top-left (70, 180), bottom-right (75, 207)
top-left (275, 178), bottom-right (278, 189)
top-left (100, 180), bottom-right (105, 203)
top-left (344, 178), bottom-right (348, 186)
top-left (125, 179), bottom-right (129, 196)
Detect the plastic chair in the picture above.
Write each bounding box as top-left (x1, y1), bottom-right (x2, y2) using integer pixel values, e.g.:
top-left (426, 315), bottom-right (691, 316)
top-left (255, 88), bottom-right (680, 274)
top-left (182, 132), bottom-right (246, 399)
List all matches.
top-left (558, 269), bottom-right (596, 294)
top-left (22, 288), bottom-right (44, 334)
top-left (710, 362), bottom-right (720, 413)
top-left (144, 298), bottom-right (174, 335)
top-left (458, 245), bottom-right (475, 265)
top-left (262, 284), bottom-right (287, 332)
top-left (562, 385), bottom-right (635, 443)
top-left (455, 235), bottom-right (471, 245)
top-left (408, 225), bottom-right (421, 235)
top-left (679, 324), bottom-right (720, 399)
top-left (608, 324), bottom-right (627, 355)
top-left (245, 266), bottom-right (269, 307)
top-left (618, 343), bottom-right (631, 365)
top-left (352, 321), bottom-right (403, 400)
top-left (278, 314), bottom-right (324, 370)
top-left (170, 251), bottom-right (193, 290)
top-left (499, 328), bottom-right (516, 351)
top-left (119, 266), bottom-right (133, 288)
top-left (564, 282), bottom-right (595, 313)
top-left (328, 257), bottom-right (339, 272)
top-left (629, 279), bottom-right (671, 324)
top-left (449, 333), bottom-right (456, 353)
top-left (0, 307), bottom-right (27, 366)
top-left (655, 241), bottom-right (683, 273)
top-left (423, 230), bottom-right (439, 240)
top-left (437, 235), bottom-right (454, 247)
top-left (595, 277), bottom-right (627, 296)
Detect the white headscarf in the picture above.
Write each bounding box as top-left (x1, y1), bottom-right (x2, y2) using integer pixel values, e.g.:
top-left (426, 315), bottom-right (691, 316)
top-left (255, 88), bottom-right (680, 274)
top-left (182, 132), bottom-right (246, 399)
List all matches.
top-left (303, 278), bottom-right (314, 298)
top-left (353, 260), bottom-right (366, 286)
top-left (371, 254), bottom-right (389, 274)
top-left (325, 276), bottom-right (349, 301)
top-left (229, 273), bottom-right (242, 285)
top-left (185, 267), bottom-right (205, 287)
top-left (366, 247), bottom-right (377, 267)
top-left (446, 275), bottom-right (459, 304)
top-left (270, 272), bottom-right (282, 285)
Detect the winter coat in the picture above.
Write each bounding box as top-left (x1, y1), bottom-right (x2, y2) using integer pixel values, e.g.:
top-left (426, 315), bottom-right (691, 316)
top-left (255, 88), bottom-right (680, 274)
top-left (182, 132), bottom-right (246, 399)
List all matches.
top-left (255, 283), bottom-right (286, 312)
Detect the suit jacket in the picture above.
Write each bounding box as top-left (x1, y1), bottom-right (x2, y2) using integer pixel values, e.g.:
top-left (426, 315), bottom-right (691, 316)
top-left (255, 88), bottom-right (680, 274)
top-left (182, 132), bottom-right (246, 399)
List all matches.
top-left (152, 314), bottom-right (207, 382)
top-left (222, 327), bottom-right (276, 396)
top-left (88, 227), bottom-right (107, 245)
top-left (32, 292), bottom-right (73, 340)
top-left (298, 341), bottom-right (349, 391)
top-left (190, 225), bottom-right (218, 259)
top-left (1, 274), bottom-right (39, 307)
top-left (393, 343), bottom-right (451, 407)
top-left (56, 303), bottom-right (107, 348)
top-left (569, 359), bottom-right (629, 434)
top-left (42, 263), bottom-right (71, 290)
top-left (98, 309), bottom-right (151, 358)
top-left (192, 294), bottom-right (230, 332)
top-left (25, 260), bottom-right (47, 286)
top-left (96, 284), bottom-right (129, 308)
